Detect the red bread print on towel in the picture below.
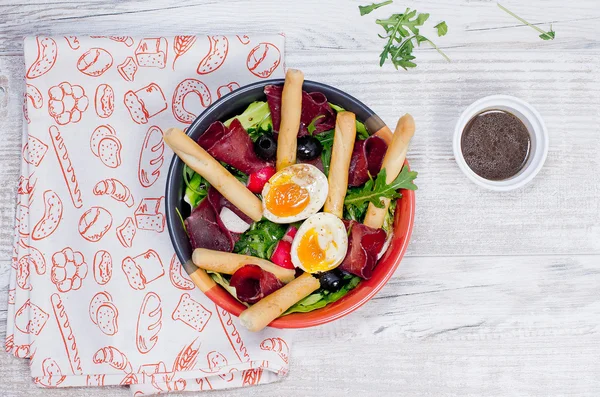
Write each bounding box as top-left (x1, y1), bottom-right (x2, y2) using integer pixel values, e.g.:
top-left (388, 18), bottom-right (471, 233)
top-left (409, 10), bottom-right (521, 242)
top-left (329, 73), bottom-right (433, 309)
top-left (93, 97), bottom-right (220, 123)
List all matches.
top-left (14, 300), bottom-right (49, 335)
top-left (173, 337), bottom-right (201, 371)
top-left (90, 125), bottom-right (122, 168)
top-left (260, 337), bottom-right (289, 364)
top-left (49, 125), bottom-right (83, 208)
top-left (172, 79), bottom-right (212, 124)
top-left (124, 83), bottom-right (167, 124)
top-left (172, 35), bottom-right (197, 70)
top-left (205, 351), bottom-right (235, 382)
top-left (197, 35), bottom-right (228, 75)
top-left (136, 292), bottom-right (162, 354)
top-left (26, 37), bottom-right (57, 79)
top-left (135, 197), bottom-right (165, 232)
top-left (172, 293), bottom-right (212, 332)
top-left (8, 288), bottom-right (15, 304)
top-left (17, 240), bottom-right (46, 275)
top-left (117, 57), bottom-right (138, 82)
top-left (93, 250), bottom-right (112, 285)
top-left (32, 190), bottom-right (63, 240)
top-left (216, 305), bottom-right (250, 362)
top-left (94, 178), bottom-right (134, 207)
top-left (138, 125), bottom-right (165, 188)
top-left (116, 217), bottom-right (136, 248)
top-left (51, 247), bottom-right (87, 292)
top-left (17, 257), bottom-right (32, 291)
top-left (24, 84), bottom-right (43, 124)
top-left (195, 377), bottom-right (213, 390)
top-left (89, 291), bottom-right (111, 323)
top-left (33, 358), bottom-right (66, 387)
top-left (13, 342), bottom-right (33, 358)
top-left (16, 203), bottom-right (30, 237)
top-left (217, 82), bottom-right (240, 99)
top-left (122, 249), bottom-right (164, 290)
top-left (89, 291), bottom-right (119, 335)
top-left (51, 293), bottom-right (83, 374)
top-left (247, 43), bottom-right (281, 78)
top-left (93, 346), bottom-right (132, 373)
top-left (109, 36), bottom-right (134, 46)
top-left (95, 84), bottom-right (114, 118)
top-left (5, 334), bottom-right (14, 352)
top-left (77, 48), bottom-right (113, 77)
top-left (18, 174), bottom-right (37, 195)
top-left (48, 82), bottom-right (89, 125)
top-left (136, 38), bottom-right (168, 68)
top-left (79, 207), bottom-right (112, 242)
top-left (242, 367), bottom-right (263, 386)
top-left (236, 35), bottom-right (250, 45)
top-left (23, 134), bottom-right (47, 167)
top-left (86, 374), bottom-right (105, 387)
top-left (64, 36), bottom-right (80, 50)
top-left (169, 254), bottom-right (194, 290)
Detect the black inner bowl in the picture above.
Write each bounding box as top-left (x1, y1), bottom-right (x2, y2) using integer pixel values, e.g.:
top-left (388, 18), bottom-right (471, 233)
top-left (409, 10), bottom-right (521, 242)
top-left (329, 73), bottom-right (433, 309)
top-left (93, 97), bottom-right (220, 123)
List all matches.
top-left (165, 79), bottom-right (378, 269)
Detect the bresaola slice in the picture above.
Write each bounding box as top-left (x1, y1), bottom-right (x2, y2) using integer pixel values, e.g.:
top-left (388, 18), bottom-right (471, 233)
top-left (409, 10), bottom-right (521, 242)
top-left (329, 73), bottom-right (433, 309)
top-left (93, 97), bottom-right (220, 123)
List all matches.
top-left (348, 135), bottom-right (388, 186)
top-left (339, 220), bottom-right (387, 280)
top-left (265, 85), bottom-right (336, 136)
top-left (197, 119), bottom-right (273, 174)
top-left (230, 264), bottom-right (283, 304)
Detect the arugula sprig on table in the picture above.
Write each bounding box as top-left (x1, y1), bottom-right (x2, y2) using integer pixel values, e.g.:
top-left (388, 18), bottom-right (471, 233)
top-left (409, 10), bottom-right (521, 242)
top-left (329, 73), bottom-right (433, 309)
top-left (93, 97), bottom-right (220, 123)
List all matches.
top-left (359, 0), bottom-right (393, 16)
top-left (376, 8), bottom-right (450, 70)
top-left (497, 3), bottom-right (555, 40)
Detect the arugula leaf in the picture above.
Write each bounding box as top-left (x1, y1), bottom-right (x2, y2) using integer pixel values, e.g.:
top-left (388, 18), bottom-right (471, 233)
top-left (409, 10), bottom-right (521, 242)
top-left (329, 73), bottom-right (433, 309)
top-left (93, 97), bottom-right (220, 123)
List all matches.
top-left (233, 220), bottom-right (287, 260)
top-left (497, 3), bottom-right (555, 40)
top-left (359, 0), bottom-right (393, 16)
top-left (344, 167), bottom-right (418, 208)
top-left (314, 130), bottom-right (334, 176)
top-left (283, 275), bottom-right (361, 315)
top-left (221, 162), bottom-right (248, 184)
top-left (376, 8), bottom-right (450, 70)
top-left (329, 103), bottom-right (345, 113)
top-left (183, 164), bottom-right (209, 209)
top-left (434, 21), bottom-right (448, 37)
top-left (307, 115), bottom-right (325, 135)
top-left (382, 198), bottom-right (397, 233)
top-left (356, 120), bottom-right (370, 140)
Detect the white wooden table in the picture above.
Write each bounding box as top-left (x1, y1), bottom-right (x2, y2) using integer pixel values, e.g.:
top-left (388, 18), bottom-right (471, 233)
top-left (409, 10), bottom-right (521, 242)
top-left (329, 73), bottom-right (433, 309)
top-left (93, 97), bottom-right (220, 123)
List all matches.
top-left (1, 1), bottom-right (599, 395)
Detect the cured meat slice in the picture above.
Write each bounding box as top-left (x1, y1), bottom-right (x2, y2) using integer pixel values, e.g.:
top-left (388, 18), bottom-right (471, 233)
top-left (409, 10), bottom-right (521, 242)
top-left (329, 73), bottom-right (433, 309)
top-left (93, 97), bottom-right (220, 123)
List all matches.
top-left (348, 135), bottom-right (388, 187)
top-left (229, 264), bottom-right (283, 304)
top-left (339, 220), bottom-right (387, 279)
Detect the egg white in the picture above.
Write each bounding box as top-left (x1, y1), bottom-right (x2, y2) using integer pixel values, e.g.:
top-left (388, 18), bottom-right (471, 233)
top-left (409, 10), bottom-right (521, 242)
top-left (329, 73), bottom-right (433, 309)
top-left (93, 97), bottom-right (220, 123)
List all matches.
top-left (261, 164), bottom-right (328, 224)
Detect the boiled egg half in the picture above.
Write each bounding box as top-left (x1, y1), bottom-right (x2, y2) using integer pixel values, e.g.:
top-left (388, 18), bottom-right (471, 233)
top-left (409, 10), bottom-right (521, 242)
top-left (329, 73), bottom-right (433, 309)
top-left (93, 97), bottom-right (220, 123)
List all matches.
top-left (291, 212), bottom-right (348, 273)
top-left (262, 164), bottom-right (328, 224)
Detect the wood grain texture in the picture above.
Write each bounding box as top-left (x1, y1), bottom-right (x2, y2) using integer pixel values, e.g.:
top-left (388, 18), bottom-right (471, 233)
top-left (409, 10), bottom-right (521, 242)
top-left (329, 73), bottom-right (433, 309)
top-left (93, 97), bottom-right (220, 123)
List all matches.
top-left (1, 0), bottom-right (599, 395)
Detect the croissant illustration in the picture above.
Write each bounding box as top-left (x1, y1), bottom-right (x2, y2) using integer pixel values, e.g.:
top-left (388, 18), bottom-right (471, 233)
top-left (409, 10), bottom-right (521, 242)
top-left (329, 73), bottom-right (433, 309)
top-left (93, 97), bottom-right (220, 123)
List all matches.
top-left (93, 178), bottom-right (134, 207)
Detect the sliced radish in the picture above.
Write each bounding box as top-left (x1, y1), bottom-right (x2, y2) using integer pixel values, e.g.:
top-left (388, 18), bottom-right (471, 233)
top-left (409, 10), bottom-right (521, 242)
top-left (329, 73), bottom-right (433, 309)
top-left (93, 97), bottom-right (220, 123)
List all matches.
top-left (219, 207), bottom-right (251, 234)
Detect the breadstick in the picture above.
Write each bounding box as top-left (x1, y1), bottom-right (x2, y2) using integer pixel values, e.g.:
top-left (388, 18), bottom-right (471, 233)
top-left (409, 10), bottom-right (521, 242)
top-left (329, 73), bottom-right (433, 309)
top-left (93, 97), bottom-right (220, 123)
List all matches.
top-left (276, 69), bottom-right (304, 170)
top-left (364, 113), bottom-right (393, 144)
top-left (363, 114), bottom-right (415, 229)
top-left (164, 127), bottom-right (262, 222)
top-left (324, 111), bottom-right (356, 218)
top-left (239, 273), bottom-right (320, 332)
top-left (192, 248), bottom-right (295, 283)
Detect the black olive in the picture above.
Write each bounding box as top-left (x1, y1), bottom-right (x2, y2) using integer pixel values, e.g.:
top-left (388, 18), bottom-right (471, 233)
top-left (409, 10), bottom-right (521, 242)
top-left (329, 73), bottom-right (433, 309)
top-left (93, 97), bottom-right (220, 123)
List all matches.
top-left (297, 135), bottom-right (322, 161)
top-left (318, 269), bottom-right (344, 292)
top-left (254, 134), bottom-right (277, 161)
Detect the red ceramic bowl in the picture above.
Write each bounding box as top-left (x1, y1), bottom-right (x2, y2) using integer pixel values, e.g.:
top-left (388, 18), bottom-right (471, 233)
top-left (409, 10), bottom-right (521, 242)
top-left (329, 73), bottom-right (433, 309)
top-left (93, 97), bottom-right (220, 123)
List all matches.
top-left (165, 79), bottom-right (415, 328)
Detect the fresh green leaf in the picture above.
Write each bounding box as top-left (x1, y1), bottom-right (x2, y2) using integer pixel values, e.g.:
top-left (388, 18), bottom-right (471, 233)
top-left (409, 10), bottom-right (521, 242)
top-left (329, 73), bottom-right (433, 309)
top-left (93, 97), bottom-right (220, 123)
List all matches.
top-left (183, 165), bottom-right (209, 209)
top-left (434, 21), bottom-right (448, 37)
top-left (283, 275), bottom-right (361, 315)
top-left (344, 167), bottom-right (418, 208)
top-left (224, 101), bottom-right (272, 130)
top-left (175, 206), bottom-right (188, 236)
top-left (221, 162), bottom-right (248, 184)
top-left (382, 198), bottom-right (397, 233)
top-left (329, 103), bottom-right (345, 113)
top-left (207, 271), bottom-right (249, 306)
top-left (233, 220), bottom-right (287, 260)
top-left (315, 130), bottom-right (334, 176)
top-left (497, 3), bottom-right (555, 41)
top-left (307, 115), bottom-right (325, 135)
top-left (359, 0), bottom-right (393, 16)
top-left (356, 120), bottom-right (370, 139)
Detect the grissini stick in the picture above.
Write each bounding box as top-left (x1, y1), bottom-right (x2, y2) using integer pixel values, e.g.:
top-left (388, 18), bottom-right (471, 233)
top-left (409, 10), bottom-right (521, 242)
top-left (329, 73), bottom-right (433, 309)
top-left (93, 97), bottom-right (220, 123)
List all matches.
top-left (276, 69), bottom-right (304, 170)
top-left (192, 248), bottom-right (295, 283)
top-left (324, 111), bottom-right (356, 218)
top-left (364, 113), bottom-right (393, 144)
top-left (239, 272), bottom-right (320, 332)
top-left (163, 127), bottom-right (263, 222)
top-left (363, 114), bottom-right (415, 229)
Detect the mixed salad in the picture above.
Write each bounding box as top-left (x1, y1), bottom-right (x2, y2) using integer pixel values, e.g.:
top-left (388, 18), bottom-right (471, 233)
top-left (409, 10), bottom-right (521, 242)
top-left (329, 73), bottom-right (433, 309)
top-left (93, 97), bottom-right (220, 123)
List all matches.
top-left (166, 69), bottom-right (417, 331)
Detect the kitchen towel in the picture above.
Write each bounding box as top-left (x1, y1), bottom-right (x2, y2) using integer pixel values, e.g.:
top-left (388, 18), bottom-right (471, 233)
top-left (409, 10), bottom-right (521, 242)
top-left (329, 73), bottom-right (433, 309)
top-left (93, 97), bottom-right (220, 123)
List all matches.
top-left (6, 34), bottom-right (290, 395)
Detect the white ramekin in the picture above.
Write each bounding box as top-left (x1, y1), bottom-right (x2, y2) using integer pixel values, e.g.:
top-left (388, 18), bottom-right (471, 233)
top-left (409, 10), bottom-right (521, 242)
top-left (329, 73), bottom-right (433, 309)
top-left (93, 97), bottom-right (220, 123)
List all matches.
top-left (453, 95), bottom-right (549, 191)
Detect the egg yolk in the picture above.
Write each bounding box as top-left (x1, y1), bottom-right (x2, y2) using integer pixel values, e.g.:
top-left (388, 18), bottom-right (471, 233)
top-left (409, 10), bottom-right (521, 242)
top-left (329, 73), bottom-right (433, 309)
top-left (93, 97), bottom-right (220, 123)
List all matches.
top-left (265, 183), bottom-right (310, 217)
top-left (297, 228), bottom-right (335, 273)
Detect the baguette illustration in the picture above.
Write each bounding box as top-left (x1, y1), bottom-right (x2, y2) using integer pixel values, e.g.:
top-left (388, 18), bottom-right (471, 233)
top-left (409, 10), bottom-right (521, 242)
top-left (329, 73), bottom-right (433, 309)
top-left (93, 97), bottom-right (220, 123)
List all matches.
top-left (216, 306), bottom-right (250, 362)
top-left (93, 178), bottom-right (134, 207)
top-left (49, 125), bottom-right (83, 208)
top-left (138, 125), bottom-right (165, 188)
top-left (136, 292), bottom-right (162, 354)
top-left (51, 293), bottom-right (83, 374)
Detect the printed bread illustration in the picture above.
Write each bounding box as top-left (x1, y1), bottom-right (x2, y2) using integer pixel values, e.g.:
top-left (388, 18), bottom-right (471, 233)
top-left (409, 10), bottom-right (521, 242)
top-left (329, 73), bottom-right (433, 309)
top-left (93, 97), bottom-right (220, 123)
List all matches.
top-left (172, 337), bottom-right (201, 372)
top-left (93, 346), bottom-right (132, 373)
top-left (90, 125), bottom-right (122, 168)
top-left (116, 217), bottom-right (136, 248)
top-left (31, 190), bottom-right (63, 240)
top-left (169, 254), bottom-right (194, 290)
top-left (172, 79), bottom-right (212, 123)
top-left (17, 240), bottom-right (47, 275)
top-left (17, 257), bottom-right (32, 291)
top-left (236, 34), bottom-right (250, 45)
top-left (51, 293), bottom-right (83, 374)
top-left (197, 35), bottom-right (228, 74)
top-left (86, 374), bottom-right (105, 387)
top-left (49, 125), bottom-right (83, 208)
top-left (16, 203), bottom-right (30, 237)
top-left (241, 368), bottom-right (263, 386)
top-left (117, 56), bottom-right (138, 82)
top-left (217, 82), bottom-right (240, 98)
top-left (124, 83), bottom-right (167, 124)
top-left (93, 178), bottom-right (134, 207)
top-left (77, 48), bottom-right (113, 77)
top-left (216, 306), bottom-right (250, 362)
top-left (260, 337), bottom-right (289, 364)
top-left (64, 36), bottom-right (80, 50)
top-left (94, 84), bottom-right (114, 118)
top-left (135, 38), bottom-right (168, 68)
top-left (48, 82), bottom-right (89, 125)
top-left (14, 299), bottom-right (49, 335)
top-left (121, 249), bottom-right (164, 290)
top-left (138, 125), bottom-right (165, 187)
top-left (34, 358), bottom-right (66, 387)
top-left (246, 43), bottom-right (281, 78)
top-left (51, 247), bottom-right (87, 292)
top-left (109, 36), bottom-right (134, 46)
top-left (78, 207), bottom-right (113, 242)
top-left (134, 197), bottom-right (165, 232)
top-left (172, 35), bottom-right (197, 70)
top-left (172, 293), bottom-right (212, 332)
top-left (26, 37), bottom-right (57, 79)
top-left (24, 84), bottom-right (44, 124)
top-left (89, 291), bottom-right (118, 335)
top-left (23, 134), bottom-right (48, 167)
top-left (89, 291), bottom-right (112, 323)
top-left (136, 292), bottom-right (162, 354)
top-left (93, 250), bottom-right (112, 285)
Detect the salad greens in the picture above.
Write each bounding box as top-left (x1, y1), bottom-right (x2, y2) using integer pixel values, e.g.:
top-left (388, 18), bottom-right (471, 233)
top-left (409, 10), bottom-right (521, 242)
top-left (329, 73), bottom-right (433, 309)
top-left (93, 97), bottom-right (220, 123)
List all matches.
top-left (183, 164), bottom-right (209, 209)
top-left (434, 21), bottom-right (448, 37)
top-left (284, 274), bottom-right (361, 315)
top-left (497, 3), bottom-right (555, 40)
top-left (344, 167), bottom-right (418, 209)
top-left (206, 271), bottom-right (248, 306)
top-left (314, 130), bottom-right (334, 176)
top-left (233, 220), bottom-right (288, 260)
top-left (359, 0), bottom-right (393, 16)
top-left (224, 101), bottom-right (273, 141)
